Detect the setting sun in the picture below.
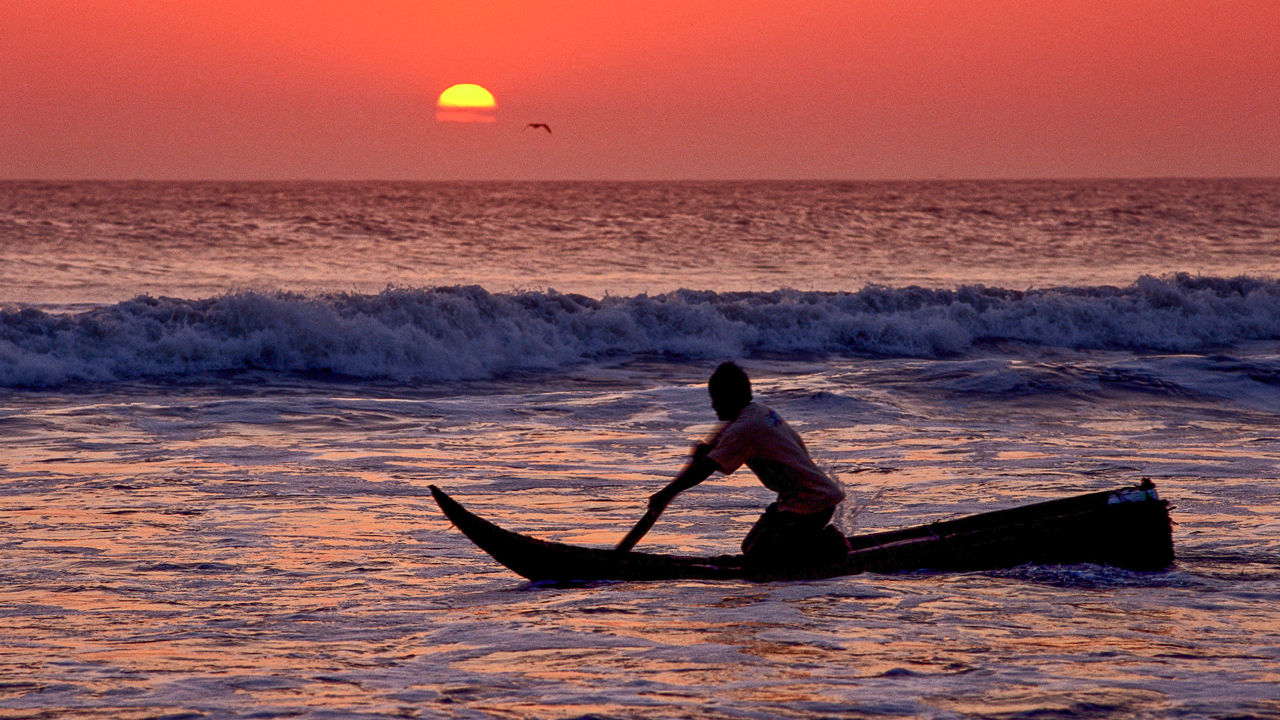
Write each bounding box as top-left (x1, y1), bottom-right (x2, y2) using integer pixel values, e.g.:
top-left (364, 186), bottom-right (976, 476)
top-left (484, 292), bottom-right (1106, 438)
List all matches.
top-left (436, 83), bottom-right (496, 123)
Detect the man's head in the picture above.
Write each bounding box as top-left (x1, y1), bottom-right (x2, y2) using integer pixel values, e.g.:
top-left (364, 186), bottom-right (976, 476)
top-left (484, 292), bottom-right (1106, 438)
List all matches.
top-left (709, 361), bottom-right (752, 421)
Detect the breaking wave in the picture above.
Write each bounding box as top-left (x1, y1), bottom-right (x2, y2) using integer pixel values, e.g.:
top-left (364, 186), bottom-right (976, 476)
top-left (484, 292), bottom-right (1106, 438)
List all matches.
top-left (4, 274), bottom-right (1280, 388)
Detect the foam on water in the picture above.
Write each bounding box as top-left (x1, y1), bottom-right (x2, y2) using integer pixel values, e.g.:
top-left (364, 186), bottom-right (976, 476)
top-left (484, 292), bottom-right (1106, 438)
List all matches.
top-left (4, 274), bottom-right (1280, 388)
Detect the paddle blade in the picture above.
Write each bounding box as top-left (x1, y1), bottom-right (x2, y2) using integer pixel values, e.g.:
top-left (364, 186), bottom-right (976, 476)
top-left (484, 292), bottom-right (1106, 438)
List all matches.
top-left (615, 507), bottom-right (660, 553)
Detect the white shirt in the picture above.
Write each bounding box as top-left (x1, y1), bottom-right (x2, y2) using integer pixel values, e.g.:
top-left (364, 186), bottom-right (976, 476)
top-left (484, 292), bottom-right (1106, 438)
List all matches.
top-left (706, 403), bottom-right (845, 514)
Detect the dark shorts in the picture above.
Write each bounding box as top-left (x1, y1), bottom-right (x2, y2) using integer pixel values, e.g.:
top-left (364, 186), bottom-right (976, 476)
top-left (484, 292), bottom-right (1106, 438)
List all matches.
top-left (742, 502), bottom-right (849, 566)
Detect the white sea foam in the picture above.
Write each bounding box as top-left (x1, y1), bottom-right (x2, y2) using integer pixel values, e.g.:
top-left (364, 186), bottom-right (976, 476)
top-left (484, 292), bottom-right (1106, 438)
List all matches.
top-left (3, 274), bottom-right (1279, 388)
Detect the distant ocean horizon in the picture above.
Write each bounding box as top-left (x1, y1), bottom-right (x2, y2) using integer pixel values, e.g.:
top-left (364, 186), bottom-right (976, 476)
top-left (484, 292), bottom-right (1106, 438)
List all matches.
top-left (7, 173), bottom-right (1278, 181)
top-left (5, 177), bottom-right (1279, 303)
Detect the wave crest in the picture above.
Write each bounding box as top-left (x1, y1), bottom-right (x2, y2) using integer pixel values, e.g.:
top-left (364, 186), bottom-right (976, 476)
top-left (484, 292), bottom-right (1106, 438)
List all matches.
top-left (4, 274), bottom-right (1279, 387)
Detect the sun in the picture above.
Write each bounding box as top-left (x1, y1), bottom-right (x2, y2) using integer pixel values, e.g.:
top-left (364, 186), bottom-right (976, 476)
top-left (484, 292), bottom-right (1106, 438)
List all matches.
top-left (436, 83), bottom-right (497, 123)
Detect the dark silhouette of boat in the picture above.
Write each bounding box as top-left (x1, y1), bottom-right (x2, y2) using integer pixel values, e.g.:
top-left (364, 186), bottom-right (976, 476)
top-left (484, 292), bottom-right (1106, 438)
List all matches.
top-left (429, 481), bottom-right (1173, 583)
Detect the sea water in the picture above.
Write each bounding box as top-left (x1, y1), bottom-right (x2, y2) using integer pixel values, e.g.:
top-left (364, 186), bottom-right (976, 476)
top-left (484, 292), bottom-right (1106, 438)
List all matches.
top-left (2, 179), bottom-right (1279, 719)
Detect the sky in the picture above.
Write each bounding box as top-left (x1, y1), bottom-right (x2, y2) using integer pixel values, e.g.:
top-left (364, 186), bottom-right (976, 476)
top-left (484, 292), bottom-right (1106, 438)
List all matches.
top-left (3, 0), bottom-right (1279, 181)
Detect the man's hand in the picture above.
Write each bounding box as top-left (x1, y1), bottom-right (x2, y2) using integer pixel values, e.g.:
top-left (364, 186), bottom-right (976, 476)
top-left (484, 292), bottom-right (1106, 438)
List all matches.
top-left (647, 451), bottom-right (719, 514)
top-left (619, 449), bottom-right (719, 553)
top-left (648, 487), bottom-right (677, 512)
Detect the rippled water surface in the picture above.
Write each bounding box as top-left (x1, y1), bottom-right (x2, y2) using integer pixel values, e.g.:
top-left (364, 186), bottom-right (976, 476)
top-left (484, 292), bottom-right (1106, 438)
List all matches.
top-left (4, 354), bottom-right (1279, 719)
top-left (2, 181), bottom-right (1279, 718)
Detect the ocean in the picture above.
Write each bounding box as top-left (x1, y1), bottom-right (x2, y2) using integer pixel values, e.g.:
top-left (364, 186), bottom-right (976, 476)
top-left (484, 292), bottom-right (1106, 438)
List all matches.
top-left (2, 179), bottom-right (1279, 719)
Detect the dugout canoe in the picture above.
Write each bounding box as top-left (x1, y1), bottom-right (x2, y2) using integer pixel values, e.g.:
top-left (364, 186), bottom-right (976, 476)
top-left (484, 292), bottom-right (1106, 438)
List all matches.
top-left (429, 481), bottom-right (1174, 583)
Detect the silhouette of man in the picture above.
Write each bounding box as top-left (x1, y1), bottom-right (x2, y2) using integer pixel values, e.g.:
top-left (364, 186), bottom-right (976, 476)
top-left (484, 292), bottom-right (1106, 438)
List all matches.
top-left (648, 362), bottom-right (848, 566)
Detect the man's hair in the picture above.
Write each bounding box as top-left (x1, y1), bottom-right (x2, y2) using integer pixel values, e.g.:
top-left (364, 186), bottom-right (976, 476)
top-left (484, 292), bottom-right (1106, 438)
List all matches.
top-left (709, 361), bottom-right (752, 406)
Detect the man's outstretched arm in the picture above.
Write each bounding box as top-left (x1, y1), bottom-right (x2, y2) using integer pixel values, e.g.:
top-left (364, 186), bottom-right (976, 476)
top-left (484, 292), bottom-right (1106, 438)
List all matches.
top-left (616, 445), bottom-right (721, 553)
top-left (649, 444), bottom-right (721, 511)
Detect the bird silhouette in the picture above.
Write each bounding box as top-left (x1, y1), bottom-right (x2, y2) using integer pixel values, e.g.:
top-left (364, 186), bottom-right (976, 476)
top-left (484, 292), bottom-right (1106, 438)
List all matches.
top-left (525, 123), bottom-right (552, 133)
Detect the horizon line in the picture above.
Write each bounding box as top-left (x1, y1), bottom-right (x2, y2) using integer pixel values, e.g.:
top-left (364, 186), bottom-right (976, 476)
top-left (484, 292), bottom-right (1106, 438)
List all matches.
top-left (4, 174), bottom-right (1279, 184)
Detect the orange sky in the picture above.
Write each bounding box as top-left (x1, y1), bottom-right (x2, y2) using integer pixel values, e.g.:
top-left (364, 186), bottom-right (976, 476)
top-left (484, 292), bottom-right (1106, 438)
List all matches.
top-left (3, 0), bottom-right (1278, 180)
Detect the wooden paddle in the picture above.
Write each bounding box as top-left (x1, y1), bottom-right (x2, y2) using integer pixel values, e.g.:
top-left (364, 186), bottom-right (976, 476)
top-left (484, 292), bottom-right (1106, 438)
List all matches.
top-left (615, 505), bottom-right (663, 553)
top-left (615, 444), bottom-right (716, 553)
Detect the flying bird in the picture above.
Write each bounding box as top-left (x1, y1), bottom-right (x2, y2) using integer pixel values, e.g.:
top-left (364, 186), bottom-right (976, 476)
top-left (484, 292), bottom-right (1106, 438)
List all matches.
top-left (525, 123), bottom-right (552, 134)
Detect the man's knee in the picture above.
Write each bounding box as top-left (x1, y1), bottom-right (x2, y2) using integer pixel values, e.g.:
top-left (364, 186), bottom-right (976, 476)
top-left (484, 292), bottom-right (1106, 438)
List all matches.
top-left (742, 507), bottom-right (847, 565)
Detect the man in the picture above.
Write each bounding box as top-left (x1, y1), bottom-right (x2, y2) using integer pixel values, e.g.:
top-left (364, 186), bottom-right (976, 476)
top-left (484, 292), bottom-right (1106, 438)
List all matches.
top-left (647, 362), bottom-right (849, 565)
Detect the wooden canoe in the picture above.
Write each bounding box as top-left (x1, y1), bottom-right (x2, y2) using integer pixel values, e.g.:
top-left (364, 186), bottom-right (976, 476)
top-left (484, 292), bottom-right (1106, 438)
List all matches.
top-left (429, 482), bottom-right (1174, 583)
